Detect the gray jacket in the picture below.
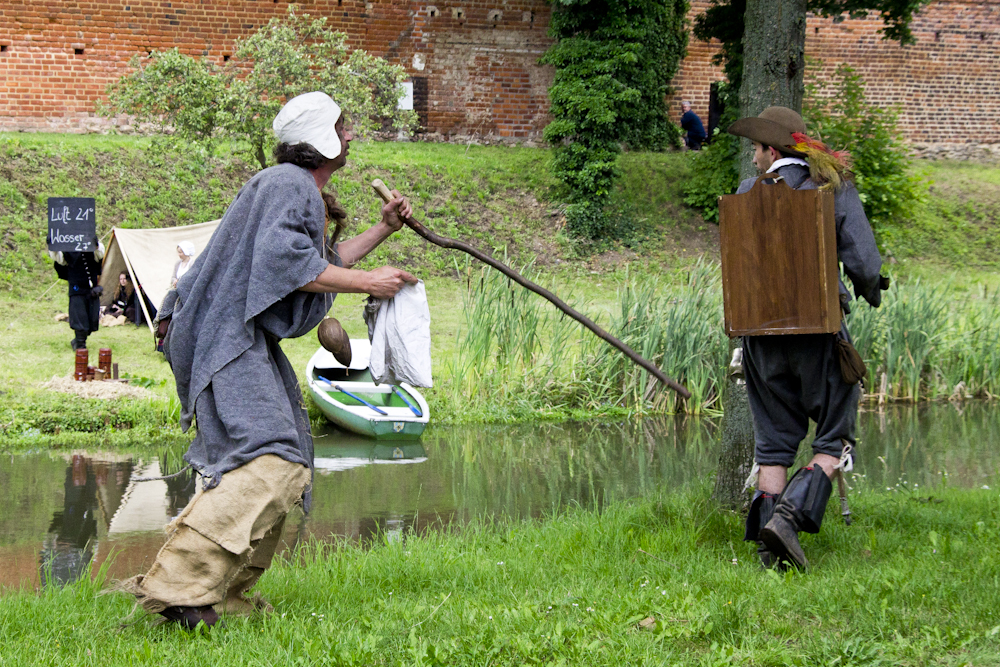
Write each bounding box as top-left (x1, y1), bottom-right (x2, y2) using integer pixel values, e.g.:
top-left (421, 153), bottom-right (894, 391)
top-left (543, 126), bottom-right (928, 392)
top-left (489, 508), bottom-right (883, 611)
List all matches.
top-left (163, 163), bottom-right (338, 495)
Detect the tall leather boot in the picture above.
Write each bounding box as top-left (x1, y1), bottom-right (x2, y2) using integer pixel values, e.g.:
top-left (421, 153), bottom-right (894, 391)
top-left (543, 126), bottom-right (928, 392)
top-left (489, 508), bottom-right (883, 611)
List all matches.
top-left (744, 490), bottom-right (779, 568)
top-left (759, 466), bottom-right (832, 570)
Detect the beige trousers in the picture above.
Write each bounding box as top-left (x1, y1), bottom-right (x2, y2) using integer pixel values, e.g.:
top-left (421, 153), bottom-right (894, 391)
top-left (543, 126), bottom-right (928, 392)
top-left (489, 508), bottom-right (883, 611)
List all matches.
top-left (121, 454), bottom-right (310, 614)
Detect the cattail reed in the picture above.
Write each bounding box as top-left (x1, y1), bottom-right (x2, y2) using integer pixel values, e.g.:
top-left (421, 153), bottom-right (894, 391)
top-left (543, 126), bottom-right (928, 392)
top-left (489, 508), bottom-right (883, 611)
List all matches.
top-left (442, 259), bottom-right (1000, 416)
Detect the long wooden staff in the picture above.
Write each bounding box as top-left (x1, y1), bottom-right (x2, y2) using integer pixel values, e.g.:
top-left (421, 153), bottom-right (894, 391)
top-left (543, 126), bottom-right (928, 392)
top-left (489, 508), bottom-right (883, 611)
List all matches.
top-left (371, 179), bottom-right (691, 399)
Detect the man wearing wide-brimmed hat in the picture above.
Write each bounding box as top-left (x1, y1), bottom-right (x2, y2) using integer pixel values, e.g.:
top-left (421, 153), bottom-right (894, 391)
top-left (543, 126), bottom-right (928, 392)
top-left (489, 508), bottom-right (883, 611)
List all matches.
top-left (728, 106), bottom-right (885, 571)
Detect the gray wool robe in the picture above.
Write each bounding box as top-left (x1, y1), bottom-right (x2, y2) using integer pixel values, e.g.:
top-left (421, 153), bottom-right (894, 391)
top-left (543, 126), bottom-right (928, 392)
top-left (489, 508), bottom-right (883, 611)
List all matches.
top-left (160, 163), bottom-right (339, 500)
top-left (736, 163), bottom-right (883, 467)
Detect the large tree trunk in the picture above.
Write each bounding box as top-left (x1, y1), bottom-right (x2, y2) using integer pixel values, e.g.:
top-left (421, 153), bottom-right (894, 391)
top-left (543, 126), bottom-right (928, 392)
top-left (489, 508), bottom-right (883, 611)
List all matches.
top-left (712, 0), bottom-right (806, 510)
top-left (736, 0), bottom-right (806, 179)
top-left (713, 341), bottom-right (756, 509)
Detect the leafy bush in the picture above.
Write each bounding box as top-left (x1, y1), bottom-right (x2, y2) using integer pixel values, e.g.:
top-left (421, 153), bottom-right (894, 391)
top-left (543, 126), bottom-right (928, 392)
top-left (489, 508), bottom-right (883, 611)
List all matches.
top-left (804, 64), bottom-right (926, 239)
top-left (103, 7), bottom-right (415, 168)
top-left (680, 77), bottom-right (741, 221)
top-left (564, 199), bottom-right (647, 250)
top-left (542, 0), bottom-right (688, 242)
top-left (682, 66), bottom-right (925, 232)
top-left (682, 130), bottom-right (740, 222)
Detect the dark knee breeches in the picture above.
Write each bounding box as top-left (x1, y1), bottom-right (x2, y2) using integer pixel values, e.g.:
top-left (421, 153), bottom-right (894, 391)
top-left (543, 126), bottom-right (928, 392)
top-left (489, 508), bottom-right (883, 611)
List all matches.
top-left (743, 328), bottom-right (858, 469)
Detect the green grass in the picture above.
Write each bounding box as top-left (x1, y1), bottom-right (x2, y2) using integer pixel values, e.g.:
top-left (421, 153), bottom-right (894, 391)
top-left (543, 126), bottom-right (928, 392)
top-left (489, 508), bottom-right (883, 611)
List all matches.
top-left (2, 484), bottom-right (999, 665)
top-left (4, 134), bottom-right (1000, 439)
top-left (882, 160), bottom-right (1000, 267)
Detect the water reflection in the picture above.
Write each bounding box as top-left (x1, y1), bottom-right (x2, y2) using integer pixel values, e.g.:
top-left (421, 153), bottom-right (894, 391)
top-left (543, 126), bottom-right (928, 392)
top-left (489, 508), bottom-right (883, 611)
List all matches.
top-left (2, 404), bottom-right (998, 591)
top-left (40, 456), bottom-right (101, 587)
top-left (853, 402), bottom-right (1000, 488)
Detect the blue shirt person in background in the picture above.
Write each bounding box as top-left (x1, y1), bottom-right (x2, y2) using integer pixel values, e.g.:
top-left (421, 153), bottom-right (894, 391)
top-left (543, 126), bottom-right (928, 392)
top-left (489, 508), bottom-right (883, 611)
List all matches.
top-left (681, 100), bottom-right (707, 151)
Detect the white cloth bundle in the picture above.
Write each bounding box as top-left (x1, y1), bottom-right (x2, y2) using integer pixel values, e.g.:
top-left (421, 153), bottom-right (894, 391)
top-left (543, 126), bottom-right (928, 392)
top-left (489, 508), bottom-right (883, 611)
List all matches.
top-left (363, 281), bottom-right (433, 387)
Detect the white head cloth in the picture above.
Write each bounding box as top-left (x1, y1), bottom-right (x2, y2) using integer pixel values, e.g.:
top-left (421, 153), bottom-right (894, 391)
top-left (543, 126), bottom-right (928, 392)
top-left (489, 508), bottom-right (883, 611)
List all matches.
top-left (177, 240), bottom-right (196, 258)
top-left (272, 92), bottom-right (343, 159)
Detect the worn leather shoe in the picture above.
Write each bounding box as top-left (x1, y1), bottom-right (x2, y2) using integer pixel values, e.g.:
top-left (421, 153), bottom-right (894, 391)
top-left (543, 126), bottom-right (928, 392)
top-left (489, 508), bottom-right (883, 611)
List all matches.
top-left (756, 543), bottom-right (783, 570)
top-left (218, 592), bottom-right (274, 616)
top-left (759, 514), bottom-right (808, 570)
top-left (159, 605), bottom-right (220, 629)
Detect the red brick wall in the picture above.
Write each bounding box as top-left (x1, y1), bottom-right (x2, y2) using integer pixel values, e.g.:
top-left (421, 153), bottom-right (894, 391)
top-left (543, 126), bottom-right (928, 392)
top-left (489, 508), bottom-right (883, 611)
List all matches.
top-left (0, 0), bottom-right (997, 149)
top-left (0, 0), bottom-right (554, 137)
top-left (672, 0), bottom-right (1000, 150)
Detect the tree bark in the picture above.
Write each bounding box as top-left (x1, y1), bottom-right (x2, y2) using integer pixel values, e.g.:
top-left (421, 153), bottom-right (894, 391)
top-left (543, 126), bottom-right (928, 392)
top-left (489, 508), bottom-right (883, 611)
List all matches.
top-left (736, 0), bottom-right (806, 179)
top-left (713, 0), bottom-right (806, 510)
top-left (713, 340), bottom-right (757, 510)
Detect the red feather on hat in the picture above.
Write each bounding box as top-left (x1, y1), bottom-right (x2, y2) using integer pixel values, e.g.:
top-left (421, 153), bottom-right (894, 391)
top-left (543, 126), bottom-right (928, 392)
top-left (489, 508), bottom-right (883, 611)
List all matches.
top-left (790, 132), bottom-right (852, 190)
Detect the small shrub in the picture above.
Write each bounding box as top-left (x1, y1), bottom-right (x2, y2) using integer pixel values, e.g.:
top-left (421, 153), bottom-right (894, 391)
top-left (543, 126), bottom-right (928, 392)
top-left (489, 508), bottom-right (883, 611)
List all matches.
top-left (804, 64), bottom-right (926, 241)
top-left (681, 79), bottom-right (740, 221)
top-left (564, 199), bottom-right (646, 249)
top-left (682, 130), bottom-right (740, 222)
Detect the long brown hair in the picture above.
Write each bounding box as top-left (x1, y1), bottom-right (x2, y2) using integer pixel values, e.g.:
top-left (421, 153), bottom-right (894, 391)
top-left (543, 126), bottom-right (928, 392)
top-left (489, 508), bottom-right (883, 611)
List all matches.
top-left (116, 271), bottom-right (135, 299)
top-left (321, 191), bottom-right (349, 253)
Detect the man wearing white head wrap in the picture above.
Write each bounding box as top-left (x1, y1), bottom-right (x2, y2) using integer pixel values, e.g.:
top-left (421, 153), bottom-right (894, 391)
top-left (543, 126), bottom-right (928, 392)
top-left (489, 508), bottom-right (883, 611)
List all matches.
top-left (122, 92), bottom-right (417, 629)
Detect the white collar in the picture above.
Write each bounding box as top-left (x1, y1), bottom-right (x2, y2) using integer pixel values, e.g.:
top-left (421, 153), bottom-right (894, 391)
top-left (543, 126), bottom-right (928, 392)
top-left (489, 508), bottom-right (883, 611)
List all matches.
top-left (767, 157), bottom-right (809, 173)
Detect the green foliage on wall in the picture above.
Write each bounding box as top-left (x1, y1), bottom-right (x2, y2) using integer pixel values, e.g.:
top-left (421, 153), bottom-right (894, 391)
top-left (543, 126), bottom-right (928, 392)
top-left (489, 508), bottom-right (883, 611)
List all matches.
top-left (102, 7), bottom-right (415, 169)
top-left (541, 0), bottom-right (689, 241)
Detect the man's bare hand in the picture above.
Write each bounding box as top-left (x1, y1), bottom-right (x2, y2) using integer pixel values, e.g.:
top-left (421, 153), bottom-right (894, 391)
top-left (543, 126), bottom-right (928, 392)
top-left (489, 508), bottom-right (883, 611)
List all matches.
top-left (381, 189), bottom-right (412, 232)
top-left (366, 266), bottom-right (418, 299)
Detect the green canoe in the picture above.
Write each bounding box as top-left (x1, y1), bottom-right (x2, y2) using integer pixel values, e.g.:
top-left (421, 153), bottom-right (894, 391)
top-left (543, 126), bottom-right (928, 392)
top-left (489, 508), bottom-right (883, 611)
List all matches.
top-left (306, 342), bottom-right (430, 440)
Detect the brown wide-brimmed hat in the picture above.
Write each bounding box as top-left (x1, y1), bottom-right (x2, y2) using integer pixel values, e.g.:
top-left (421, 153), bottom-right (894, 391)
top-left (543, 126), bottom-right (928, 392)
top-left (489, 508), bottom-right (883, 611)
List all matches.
top-left (727, 106), bottom-right (807, 157)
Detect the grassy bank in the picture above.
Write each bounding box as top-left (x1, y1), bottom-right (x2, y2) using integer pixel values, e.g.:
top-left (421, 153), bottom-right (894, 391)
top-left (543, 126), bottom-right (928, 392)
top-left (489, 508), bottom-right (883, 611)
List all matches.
top-left (6, 261), bottom-right (1000, 447)
top-left (0, 133), bottom-right (708, 296)
top-left (2, 484), bottom-right (999, 665)
top-left (3, 134), bottom-right (1000, 442)
top-left (882, 161), bottom-right (1000, 268)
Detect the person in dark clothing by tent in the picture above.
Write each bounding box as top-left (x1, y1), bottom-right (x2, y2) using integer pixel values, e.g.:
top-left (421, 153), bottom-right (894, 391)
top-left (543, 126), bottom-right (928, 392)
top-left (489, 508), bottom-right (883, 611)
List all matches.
top-left (51, 242), bottom-right (104, 350)
top-left (680, 100), bottom-right (707, 151)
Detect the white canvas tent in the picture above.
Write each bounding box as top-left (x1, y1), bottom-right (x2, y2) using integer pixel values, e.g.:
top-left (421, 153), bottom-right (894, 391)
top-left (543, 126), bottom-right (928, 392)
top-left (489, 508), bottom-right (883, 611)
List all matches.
top-left (99, 220), bottom-right (220, 332)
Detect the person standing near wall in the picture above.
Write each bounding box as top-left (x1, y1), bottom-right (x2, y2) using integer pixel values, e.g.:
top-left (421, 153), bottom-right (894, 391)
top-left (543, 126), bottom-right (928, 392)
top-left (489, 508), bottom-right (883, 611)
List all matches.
top-left (120, 91), bottom-right (417, 629)
top-left (680, 100), bottom-right (707, 150)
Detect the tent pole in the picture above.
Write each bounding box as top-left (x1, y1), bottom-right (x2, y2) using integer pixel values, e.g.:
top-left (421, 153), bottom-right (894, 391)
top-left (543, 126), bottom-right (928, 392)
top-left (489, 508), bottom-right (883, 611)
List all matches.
top-left (119, 238), bottom-right (155, 334)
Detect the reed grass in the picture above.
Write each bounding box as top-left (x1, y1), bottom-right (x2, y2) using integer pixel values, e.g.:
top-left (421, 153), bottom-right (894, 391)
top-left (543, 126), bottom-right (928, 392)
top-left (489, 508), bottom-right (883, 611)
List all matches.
top-left (439, 263), bottom-right (1000, 418)
top-left (845, 279), bottom-right (1000, 402)
top-left (438, 258), bottom-right (727, 418)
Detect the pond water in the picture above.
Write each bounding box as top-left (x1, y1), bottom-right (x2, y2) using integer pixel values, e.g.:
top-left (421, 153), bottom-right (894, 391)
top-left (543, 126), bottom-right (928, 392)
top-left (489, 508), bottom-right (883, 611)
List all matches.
top-left (2, 403), bottom-right (998, 591)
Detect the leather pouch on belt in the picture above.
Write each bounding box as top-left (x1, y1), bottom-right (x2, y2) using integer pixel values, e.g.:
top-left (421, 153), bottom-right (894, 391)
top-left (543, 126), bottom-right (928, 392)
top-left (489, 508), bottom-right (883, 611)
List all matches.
top-left (835, 333), bottom-right (867, 385)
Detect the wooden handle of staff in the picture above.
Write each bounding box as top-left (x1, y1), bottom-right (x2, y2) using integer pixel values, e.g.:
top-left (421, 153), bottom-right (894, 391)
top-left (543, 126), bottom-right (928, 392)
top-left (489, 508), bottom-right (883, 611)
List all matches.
top-left (370, 179), bottom-right (691, 399)
top-left (372, 179), bottom-right (394, 203)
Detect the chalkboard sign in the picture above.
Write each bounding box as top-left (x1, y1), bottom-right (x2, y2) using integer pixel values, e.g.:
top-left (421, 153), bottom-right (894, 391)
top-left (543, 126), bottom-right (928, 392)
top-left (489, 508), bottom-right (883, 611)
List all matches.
top-left (47, 197), bottom-right (97, 252)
